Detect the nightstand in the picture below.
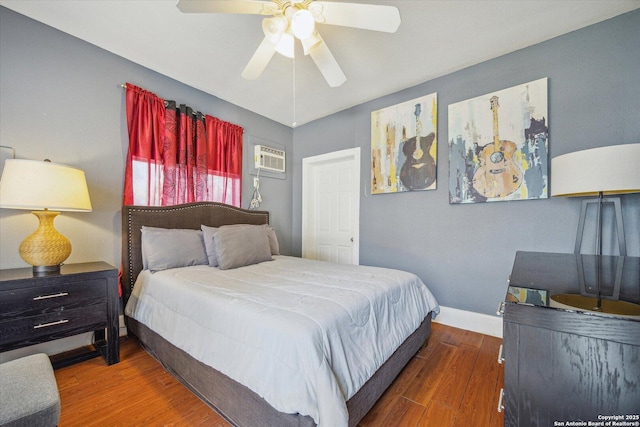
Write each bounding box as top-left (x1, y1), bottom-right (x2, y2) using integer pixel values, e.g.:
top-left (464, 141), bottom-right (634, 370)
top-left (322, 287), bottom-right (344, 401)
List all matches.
top-left (0, 261), bottom-right (120, 368)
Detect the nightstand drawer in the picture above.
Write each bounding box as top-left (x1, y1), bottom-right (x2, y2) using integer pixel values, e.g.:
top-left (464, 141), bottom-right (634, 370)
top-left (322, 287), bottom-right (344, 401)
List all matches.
top-left (0, 279), bottom-right (106, 320)
top-left (0, 304), bottom-right (107, 349)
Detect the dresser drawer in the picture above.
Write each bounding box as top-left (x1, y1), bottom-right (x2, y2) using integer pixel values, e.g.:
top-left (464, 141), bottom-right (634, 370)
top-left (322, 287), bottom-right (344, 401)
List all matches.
top-left (0, 279), bottom-right (106, 320)
top-left (0, 304), bottom-right (107, 349)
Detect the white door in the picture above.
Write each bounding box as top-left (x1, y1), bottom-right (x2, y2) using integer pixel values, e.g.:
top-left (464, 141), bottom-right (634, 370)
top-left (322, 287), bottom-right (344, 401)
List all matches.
top-left (302, 148), bottom-right (360, 265)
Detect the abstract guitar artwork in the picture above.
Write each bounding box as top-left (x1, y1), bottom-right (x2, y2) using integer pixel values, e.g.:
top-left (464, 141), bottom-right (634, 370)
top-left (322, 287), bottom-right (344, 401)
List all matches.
top-left (371, 93), bottom-right (437, 194)
top-left (448, 78), bottom-right (549, 204)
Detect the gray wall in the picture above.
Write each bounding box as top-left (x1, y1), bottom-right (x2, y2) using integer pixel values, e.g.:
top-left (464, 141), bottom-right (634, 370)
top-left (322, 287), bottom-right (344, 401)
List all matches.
top-left (0, 7), bottom-right (294, 271)
top-left (291, 10), bottom-right (640, 316)
top-left (1, 7), bottom-right (638, 319)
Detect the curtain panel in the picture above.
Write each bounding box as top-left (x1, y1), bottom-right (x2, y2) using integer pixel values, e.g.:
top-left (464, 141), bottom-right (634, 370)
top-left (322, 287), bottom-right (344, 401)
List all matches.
top-left (123, 83), bottom-right (243, 207)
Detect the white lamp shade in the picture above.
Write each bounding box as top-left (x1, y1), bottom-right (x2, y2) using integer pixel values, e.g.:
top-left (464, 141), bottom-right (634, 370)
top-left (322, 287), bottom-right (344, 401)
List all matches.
top-left (291, 9), bottom-right (315, 40)
top-left (551, 143), bottom-right (640, 197)
top-left (262, 16), bottom-right (287, 45)
top-left (0, 159), bottom-right (92, 211)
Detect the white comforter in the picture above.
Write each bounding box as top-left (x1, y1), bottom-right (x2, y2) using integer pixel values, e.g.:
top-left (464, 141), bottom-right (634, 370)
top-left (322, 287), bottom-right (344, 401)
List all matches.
top-left (125, 256), bottom-right (439, 426)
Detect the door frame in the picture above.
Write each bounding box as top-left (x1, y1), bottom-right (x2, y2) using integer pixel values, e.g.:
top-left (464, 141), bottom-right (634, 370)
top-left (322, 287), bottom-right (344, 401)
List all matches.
top-left (302, 147), bottom-right (361, 264)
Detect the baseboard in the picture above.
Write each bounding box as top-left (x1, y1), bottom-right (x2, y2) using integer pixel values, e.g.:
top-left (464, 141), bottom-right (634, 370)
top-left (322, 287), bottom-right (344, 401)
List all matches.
top-left (0, 333), bottom-right (94, 364)
top-left (433, 305), bottom-right (503, 338)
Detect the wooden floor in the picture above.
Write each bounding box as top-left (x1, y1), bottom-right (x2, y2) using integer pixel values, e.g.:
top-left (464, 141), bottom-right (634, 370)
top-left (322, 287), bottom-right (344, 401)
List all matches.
top-left (54, 323), bottom-right (504, 426)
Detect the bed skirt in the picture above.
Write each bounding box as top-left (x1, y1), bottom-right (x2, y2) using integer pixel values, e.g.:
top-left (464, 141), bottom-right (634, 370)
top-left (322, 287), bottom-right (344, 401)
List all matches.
top-left (126, 314), bottom-right (432, 427)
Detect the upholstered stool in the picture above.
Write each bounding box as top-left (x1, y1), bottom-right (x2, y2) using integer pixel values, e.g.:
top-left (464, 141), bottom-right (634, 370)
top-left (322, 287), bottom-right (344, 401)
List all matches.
top-left (0, 353), bottom-right (60, 427)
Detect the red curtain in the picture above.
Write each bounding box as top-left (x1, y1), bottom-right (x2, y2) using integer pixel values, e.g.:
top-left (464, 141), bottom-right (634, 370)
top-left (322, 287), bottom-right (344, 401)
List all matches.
top-left (123, 84), bottom-right (165, 206)
top-left (203, 115), bottom-right (243, 205)
top-left (123, 83), bottom-right (243, 207)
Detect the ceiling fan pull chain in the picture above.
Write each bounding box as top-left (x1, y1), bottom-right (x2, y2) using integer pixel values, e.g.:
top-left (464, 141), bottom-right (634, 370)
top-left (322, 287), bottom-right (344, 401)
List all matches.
top-left (292, 53), bottom-right (297, 127)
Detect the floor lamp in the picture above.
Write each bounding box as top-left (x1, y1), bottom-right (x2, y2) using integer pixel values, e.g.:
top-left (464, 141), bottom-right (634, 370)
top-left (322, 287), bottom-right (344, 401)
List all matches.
top-left (551, 143), bottom-right (640, 257)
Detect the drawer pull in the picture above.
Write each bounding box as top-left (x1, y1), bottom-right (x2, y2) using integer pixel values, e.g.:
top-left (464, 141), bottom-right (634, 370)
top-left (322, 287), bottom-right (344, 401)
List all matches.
top-left (34, 319), bottom-right (69, 329)
top-left (497, 301), bottom-right (505, 316)
top-left (497, 388), bottom-right (505, 413)
top-left (497, 344), bottom-right (504, 364)
top-left (33, 292), bottom-right (69, 301)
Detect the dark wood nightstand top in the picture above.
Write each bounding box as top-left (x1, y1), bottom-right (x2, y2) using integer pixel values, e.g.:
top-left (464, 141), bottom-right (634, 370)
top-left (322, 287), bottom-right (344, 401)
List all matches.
top-left (0, 262), bottom-right (117, 284)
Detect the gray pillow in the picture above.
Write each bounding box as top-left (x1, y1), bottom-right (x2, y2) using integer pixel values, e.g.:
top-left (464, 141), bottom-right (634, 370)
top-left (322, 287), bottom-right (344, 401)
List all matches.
top-left (266, 226), bottom-right (280, 255)
top-left (214, 224), bottom-right (272, 270)
top-left (141, 226), bottom-right (208, 272)
top-left (200, 224), bottom-right (219, 267)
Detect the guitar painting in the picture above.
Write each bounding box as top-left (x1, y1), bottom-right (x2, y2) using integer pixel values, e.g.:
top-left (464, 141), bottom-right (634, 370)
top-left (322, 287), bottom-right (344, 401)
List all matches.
top-left (400, 103), bottom-right (436, 190)
top-left (448, 78), bottom-right (548, 204)
top-left (472, 96), bottom-right (522, 198)
top-left (371, 93), bottom-right (437, 194)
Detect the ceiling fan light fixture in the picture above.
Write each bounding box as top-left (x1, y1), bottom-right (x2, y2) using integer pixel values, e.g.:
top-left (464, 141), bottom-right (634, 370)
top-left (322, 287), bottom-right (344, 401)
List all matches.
top-left (175, 0), bottom-right (402, 87)
top-left (291, 9), bottom-right (315, 40)
top-left (301, 32), bottom-right (322, 55)
top-left (262, 16), bottom-right (287, 44)
top-left (275, 31), bottom-right (295, 58)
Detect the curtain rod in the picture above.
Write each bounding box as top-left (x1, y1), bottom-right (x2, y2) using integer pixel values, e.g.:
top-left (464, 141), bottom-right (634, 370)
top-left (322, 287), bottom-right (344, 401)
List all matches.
top-left (120, 83), bottom-right (204, 116)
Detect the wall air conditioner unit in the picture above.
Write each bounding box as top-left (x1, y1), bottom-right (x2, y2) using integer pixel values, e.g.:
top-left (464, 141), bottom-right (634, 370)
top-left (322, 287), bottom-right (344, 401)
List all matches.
top-left (254, 145), bottom-right (285, 173)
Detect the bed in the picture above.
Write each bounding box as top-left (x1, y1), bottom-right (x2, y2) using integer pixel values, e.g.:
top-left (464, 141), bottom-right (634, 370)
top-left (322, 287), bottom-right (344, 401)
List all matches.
top-left (122, 202), bottom-right (439, 427)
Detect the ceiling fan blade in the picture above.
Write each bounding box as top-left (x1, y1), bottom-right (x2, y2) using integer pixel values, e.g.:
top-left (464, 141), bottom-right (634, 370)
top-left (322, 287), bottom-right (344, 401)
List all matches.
top-left (241, 37), bottom-right (277, 80)
top-left (309, 37), bottom-right (346, 87)
top-left (313, 2), bottom-right (401, 33)
top-left (176, 0), bottom-right (272, 15)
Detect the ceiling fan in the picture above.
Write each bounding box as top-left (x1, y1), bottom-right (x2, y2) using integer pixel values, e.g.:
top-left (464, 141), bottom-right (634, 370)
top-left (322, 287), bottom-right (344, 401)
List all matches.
top-left (176, 0), bottom-right (401, 87)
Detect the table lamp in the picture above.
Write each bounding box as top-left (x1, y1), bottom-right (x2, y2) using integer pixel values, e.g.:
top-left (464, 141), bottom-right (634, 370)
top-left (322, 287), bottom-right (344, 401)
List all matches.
top-left (0, 159), bottom-right (92, 274)
top-left (551, 143), bottom-right (640, 256)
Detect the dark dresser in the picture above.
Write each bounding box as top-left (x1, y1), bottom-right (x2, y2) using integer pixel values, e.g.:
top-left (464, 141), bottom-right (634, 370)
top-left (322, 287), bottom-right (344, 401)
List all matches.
top-left (0, 262), bottom-right (120, 367)
top-left (499, 251), bottom-right (640, 426)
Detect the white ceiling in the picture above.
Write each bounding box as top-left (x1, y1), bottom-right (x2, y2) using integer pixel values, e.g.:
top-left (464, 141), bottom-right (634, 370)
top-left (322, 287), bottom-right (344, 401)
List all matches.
top-left (1, 1), bottom-right (638, 127)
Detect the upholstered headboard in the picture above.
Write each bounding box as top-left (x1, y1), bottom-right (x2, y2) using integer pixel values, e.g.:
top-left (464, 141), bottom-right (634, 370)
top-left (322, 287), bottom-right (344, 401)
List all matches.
top-left (121, 202), bottom-right (269, 303)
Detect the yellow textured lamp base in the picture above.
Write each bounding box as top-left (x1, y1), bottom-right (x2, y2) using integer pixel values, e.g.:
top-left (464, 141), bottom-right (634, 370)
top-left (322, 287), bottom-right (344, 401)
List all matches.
top-left (19, 210), bottom-right (71, 274)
